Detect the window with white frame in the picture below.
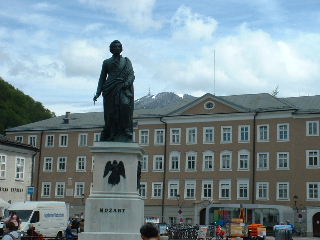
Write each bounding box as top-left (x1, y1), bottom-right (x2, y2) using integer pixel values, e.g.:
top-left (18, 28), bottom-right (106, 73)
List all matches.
top-left (256, 182), bottom-right (269, 200)
top-left (186, 152), bottom-right (197, 171)
top-left (57, 157), bottom-right (67, 172)
top-left (219, 180), bottom-right (231, 200)
top-left (257, 153), bottom-right (269, 170)
top-left (41, 182), bottom-right (51, 197)
top-left (203, 127), bottom-right (214, 144)
top-left (239, 125), bottom-right (250, 142)
top-left (170, 128), bottom-right (181, 144)
top-left (139, 129), bottom-right (149, 145)
top-left (94, 133), bottom-right (101, 142)
top-left (220, 151), bottom-right (232, 170)
top-left (203, 151), bottom-right (214, 171)
top-left (59, 134), bottom-right (68, 147)
top-left (141, 155), bottom-right (148, 172)
top-left (277, 123), bottom-right (289, 141)
top-left (43, 157), bottom-right (53, 172)
top-left (0, 155), bottom-right (6, 178)
top-left (186, 128), bottom-right (197, 144)
top-left (154, 129), bottom-right (165, 145)
top-left (45, 135), bottom-right (54, 147)
top-left (184, 180), bottom-right (196, 199)
top-left (221, 126), bottom-right (232, 143)
top-left (76, 156), bottom-right (87, 172)
top-left (78, 133), bottom-right (88, 146)
top-left (74, 182), bottom-right (85, 198)
top-left (28, 135), bottom-right (37, 147)
top-left (15, 157), bottom-right (24, 179)
top-left (257, 125), bottom-right (269, 141)
top-left (55, 182), bottom-right (65, 198)
top-left (202, 180), bottom-right (213, 199)
top-left (307, 182), bottom-right (320, 200)
top-left (306, 121), bottom-right (319, 136)
top-left (139, 182), bottom-right (147, 198)
top-left (15, 136), bottom-right (23, 143)
top-left (237, 179), bottom-right (249, 200)
top-left (168, 181), bottom-right (179, 198)
top-left (152, 182), bottom-right (162, 198)
top-left (277, 182), bottom-right (289, 200)
top-left (277, 152), bottom-right (289, 170)
top-left (306, 150), bottom-right (320, 168)
top-left (153, 155), bottom-right (164, 171)
top-left (169, 152), bottom-right (180, 171)
top-left (238, 150), bottom-right (249, 170)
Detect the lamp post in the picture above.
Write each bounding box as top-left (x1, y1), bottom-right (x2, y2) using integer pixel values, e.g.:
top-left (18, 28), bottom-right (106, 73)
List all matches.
top-left (175, 194), bottom-right (183, 224)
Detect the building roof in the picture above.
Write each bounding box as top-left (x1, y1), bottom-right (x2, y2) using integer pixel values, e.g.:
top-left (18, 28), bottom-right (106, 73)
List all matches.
top-left (5, 93), bottom-right (320, 132)
top-left (0, 135), bottom-right (39, 152)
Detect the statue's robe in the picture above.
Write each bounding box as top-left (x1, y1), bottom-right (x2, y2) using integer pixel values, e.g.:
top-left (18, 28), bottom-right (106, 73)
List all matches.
top-left (96, 55), bottom-right (135, 141)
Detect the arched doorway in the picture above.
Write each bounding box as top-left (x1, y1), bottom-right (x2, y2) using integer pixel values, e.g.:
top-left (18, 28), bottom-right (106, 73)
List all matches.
top-left (313, 212), bottom-right (320, 237)
top-left (200, 208), bottom-right (206, 225)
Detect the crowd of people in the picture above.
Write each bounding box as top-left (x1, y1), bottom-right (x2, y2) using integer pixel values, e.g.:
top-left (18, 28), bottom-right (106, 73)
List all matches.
top-left (0, 211), bottom-right (164, 240)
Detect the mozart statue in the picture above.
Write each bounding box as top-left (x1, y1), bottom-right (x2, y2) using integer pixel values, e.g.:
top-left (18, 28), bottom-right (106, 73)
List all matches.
top-left (93, 40), bottom-right (134, 142)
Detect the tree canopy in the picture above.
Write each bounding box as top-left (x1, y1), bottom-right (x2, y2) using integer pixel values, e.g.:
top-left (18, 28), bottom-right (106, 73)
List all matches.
top-left (0, 77), bottom-right (55, 133)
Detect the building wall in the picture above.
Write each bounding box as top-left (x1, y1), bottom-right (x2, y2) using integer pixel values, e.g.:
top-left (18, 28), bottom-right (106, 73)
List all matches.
top-left (5, 111), bottom-right (320, 227)
top-left (0, 144), bottom-right (33, 203)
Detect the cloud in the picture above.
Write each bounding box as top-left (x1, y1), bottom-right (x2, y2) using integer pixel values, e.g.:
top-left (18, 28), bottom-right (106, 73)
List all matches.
top-left (61, 40), bottom-right (104, 77)
top-left (171, 6), bottom-right (218, 41)
top-left (79, 0), bottom-right (161, 32)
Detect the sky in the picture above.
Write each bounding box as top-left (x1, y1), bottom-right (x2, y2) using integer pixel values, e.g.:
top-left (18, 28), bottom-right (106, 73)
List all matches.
top-left (0, 0), bottom-right (320, 115)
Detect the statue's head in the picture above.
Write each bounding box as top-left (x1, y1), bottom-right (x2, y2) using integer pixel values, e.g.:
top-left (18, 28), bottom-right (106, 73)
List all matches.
top-left (109, 40), bottom-right (122, 55)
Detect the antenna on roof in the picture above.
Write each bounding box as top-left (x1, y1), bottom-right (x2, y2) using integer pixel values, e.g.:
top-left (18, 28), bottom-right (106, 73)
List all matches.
top-left (213, 49), bottom-right (216, 96)
top-left (148, 87), bottom-right (151, 96)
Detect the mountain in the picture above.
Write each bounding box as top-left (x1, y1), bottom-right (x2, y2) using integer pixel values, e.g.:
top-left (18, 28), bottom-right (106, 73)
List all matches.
top-left (134, 92), bottom-right (196, 110)
top-left (0, 77), bottom-right (55, 134)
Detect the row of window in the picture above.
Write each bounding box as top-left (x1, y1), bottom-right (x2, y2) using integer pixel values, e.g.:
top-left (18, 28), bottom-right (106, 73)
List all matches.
top-left (138, 121), bottom-right (320, 145)
top-left (0, 155), bottom-right (25, 180)
top-left (43, 156), bottom-right (92, 172)
top-left (139, 180), bottom-right (320, 201)
top-left (41, 181), bottom-right (85, 198)
top-left (140, 150), bottom-right (320, 172)
top-left (14, 120), bottom-right (319, 148)
top-left (15, 133), bottom-right (101, 148)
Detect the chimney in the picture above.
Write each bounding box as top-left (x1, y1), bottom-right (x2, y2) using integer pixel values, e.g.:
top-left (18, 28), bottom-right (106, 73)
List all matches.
top-left (63, 112), bottom-right (71, 124)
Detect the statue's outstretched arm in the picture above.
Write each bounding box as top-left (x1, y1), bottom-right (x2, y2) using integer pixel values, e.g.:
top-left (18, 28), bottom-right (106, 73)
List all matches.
top-left (94, 61), bottom-right (108, 100)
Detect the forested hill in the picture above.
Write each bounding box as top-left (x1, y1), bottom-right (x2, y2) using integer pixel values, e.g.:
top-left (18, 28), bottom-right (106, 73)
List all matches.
top-left (0, 77), bottom-right (55, 134)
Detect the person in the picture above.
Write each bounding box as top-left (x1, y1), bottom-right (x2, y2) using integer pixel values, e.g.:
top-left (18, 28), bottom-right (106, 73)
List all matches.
top-left (79, 219), bottom-right (84, 232)
top-left (26, 224), bottom-right (44, 240)
top-left (93, 40), bottom-right (135, 142)
top-left (71, 217), bottom-right (80, 233)
top-left (140, 223), bottom-right (160, 240)
top-left (3, 212), bottom-right (21, 230)
top-left (2, 222), bottom-right (21, 240)
top-left (65, 224), bottom-right (77, 240)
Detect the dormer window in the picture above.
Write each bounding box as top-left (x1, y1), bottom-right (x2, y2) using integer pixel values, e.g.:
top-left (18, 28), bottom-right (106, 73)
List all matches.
top-left (204, 101), bottom-right (215, 110)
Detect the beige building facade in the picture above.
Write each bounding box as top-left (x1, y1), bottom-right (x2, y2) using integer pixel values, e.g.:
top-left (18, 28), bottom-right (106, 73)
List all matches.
top-left (5, 93), bottom-right (320, 236)
top-left (0, 135), bottom-right (38, 211)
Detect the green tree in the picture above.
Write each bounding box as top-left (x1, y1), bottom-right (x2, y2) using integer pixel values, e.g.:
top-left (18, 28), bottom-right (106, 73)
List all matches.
top-left (0, 77), bottom-right (55, 134)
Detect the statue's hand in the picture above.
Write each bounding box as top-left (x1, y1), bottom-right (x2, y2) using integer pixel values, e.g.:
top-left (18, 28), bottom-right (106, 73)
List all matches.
top-left (93, 93), bottom-right (100, 102)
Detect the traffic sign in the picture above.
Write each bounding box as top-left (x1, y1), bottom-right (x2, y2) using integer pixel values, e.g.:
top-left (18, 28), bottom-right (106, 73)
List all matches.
top-left (27, 186), bottom-right (35, 195)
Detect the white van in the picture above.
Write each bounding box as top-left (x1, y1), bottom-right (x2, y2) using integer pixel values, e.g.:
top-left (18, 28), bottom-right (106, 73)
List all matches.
top-left (4, 201), bottom-right (68, 238)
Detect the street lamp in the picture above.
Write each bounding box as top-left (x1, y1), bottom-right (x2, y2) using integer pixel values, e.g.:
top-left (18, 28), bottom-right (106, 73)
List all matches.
top-left (293, 195), bottom-right (299, 213)
top-left (175, 194), bottom-right (183, 224)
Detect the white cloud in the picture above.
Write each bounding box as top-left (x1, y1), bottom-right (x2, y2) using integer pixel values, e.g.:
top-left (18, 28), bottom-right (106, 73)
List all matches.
top-left (171, 6), bottom-right (218, 41)
top-left (61, 40), bottom-right (104, 77)
top-left (79, 0), bottom-right (161, 32)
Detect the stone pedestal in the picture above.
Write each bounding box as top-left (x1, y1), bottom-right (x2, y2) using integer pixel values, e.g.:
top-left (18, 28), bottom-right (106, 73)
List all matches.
top-left (78, 142), bottom-right (144, 240)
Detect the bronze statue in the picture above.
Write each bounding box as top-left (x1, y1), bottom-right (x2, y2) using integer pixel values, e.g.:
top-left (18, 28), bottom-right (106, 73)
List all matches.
top-left (93, 40), bottom-right (135, 142)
